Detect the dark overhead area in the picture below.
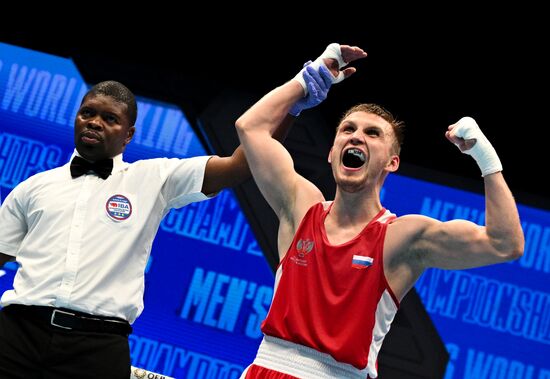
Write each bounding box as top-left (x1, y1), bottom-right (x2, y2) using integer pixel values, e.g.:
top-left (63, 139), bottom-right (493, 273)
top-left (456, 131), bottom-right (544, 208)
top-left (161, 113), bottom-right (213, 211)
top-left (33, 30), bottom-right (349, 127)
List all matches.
top-left (2, 27), bottom-right (547, 208)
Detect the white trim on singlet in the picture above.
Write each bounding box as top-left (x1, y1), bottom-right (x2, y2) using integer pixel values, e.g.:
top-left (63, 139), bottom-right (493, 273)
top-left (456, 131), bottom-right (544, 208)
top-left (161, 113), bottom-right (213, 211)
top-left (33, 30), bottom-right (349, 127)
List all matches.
top-left (272, 265), bottom-right (283, 299)
top-left (366, 289), bottom-right (399, 377)
top-left (321, 201), bottom-right (332, 210)
top-left (252, 335), bottom-right (370, 379)
top-left (377, 209), bottom-right (396, 224)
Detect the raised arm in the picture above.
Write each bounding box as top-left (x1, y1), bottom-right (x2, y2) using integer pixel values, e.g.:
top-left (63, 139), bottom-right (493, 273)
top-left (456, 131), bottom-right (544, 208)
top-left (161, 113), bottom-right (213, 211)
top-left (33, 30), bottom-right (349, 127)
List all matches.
top-left (235, 79), bottom-right (311, 220)
top-left (411, 117), bottom-right (524, 270)
top-left (201, 46), bottom-right (345, 196)
top-left (201, 115), bottom-right (295, 196)
top-left (385, 117), bottom-right (524, 299)
top-left (235, 44), bottom-right (367, 222)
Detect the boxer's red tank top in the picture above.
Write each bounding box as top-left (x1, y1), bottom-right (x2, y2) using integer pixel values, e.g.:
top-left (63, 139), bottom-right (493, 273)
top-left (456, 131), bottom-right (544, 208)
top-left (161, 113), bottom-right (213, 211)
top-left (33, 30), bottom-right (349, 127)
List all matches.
top-left (261, 202), bottom-right (399, 371)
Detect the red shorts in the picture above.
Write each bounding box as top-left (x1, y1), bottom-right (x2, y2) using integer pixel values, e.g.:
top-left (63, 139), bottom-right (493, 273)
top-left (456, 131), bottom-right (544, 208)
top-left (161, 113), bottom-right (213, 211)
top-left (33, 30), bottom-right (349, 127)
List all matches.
top-left (243, 364), bottom-right (299, 379)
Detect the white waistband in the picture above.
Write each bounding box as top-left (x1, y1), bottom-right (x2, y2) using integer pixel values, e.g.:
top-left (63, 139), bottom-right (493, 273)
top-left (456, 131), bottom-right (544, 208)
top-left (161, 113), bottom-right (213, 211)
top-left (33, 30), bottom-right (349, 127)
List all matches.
top-left (252, 336), bottom-right (369, 379)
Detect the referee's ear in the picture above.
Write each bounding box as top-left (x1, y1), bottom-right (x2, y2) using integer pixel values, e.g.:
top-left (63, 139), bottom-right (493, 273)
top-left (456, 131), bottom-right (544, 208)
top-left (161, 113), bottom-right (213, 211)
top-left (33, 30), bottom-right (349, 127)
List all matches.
top-left (124, 126), bottom-right (135, 146)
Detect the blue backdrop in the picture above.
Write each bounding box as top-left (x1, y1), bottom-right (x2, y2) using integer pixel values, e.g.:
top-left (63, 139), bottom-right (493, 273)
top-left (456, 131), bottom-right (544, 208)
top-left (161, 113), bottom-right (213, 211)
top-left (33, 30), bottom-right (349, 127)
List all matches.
top-left (0, 42), bottom-right (548, 379)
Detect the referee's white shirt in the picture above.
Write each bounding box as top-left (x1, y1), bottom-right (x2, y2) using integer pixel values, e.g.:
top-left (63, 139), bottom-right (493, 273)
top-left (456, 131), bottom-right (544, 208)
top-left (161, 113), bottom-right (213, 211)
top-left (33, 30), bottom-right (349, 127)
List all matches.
top-left (0, 151), bottom-right (212, 323)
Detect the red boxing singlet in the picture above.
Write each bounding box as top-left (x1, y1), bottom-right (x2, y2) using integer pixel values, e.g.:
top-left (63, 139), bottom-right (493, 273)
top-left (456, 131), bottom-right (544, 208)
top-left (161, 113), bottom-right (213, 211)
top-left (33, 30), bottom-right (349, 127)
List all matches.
top-left (261, 202), bottom-right (399, 377)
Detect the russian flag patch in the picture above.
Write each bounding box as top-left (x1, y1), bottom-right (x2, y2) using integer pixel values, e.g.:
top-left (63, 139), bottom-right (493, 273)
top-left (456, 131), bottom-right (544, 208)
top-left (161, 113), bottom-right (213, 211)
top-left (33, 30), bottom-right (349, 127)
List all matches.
top-left (352, 255), bottom-right (373, 269)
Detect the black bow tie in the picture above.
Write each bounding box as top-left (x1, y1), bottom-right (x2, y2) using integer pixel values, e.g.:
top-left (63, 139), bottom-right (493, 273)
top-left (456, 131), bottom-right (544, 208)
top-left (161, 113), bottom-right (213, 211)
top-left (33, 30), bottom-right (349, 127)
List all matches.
top-left (70, 156), bottom-right (113, 179)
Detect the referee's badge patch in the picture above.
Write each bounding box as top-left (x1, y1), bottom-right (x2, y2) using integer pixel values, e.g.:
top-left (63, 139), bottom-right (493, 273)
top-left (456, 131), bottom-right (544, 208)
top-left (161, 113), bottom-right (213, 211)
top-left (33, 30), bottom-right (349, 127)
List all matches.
top-left (106, 194), bottom-right (132, 221)
top-left (131, 368), bottom-right (146, 379)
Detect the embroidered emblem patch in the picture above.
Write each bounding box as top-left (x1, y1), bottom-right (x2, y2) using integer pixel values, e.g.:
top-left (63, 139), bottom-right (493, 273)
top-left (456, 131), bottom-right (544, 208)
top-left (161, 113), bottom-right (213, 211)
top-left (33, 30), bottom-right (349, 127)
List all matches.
top-left (296, 239), bottom-right (314, 257)
top-left (106, 194), bottom-right (132, 221)
top-left (291, 239), bottom-right (314, 266)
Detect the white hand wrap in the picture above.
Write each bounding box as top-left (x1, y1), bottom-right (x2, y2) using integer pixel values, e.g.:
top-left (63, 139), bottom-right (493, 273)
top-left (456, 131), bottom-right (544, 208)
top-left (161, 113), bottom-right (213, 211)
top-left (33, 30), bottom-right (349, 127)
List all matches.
top-left (293, 43), bottom-right (346, 95)
top-left (453, 117), bottom-right (502, 177)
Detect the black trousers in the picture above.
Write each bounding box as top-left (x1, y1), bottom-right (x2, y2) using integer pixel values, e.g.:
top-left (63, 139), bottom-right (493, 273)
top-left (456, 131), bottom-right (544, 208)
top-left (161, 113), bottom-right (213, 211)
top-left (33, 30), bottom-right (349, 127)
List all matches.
top-left (0, 306), bottom-right (130, 379)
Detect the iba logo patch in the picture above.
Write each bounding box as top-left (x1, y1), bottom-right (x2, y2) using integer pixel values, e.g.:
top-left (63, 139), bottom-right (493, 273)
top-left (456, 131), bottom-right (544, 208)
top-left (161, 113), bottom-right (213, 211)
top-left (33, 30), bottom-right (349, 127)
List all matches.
top-left (106, 194), bottom-right (132, 221)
